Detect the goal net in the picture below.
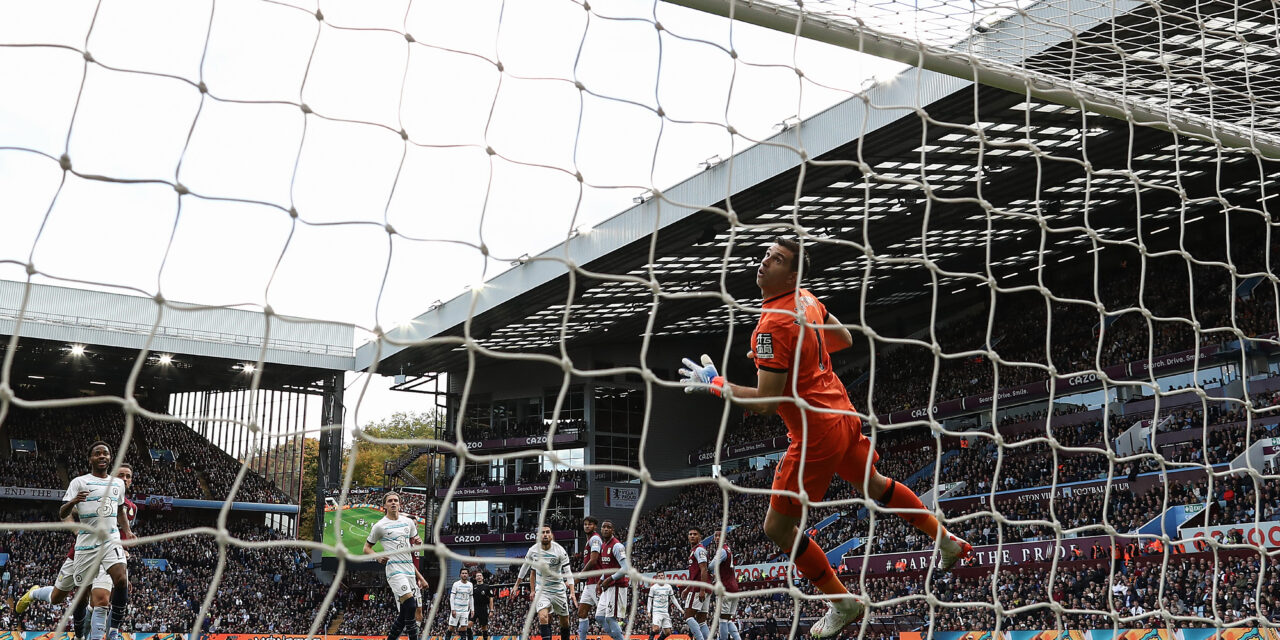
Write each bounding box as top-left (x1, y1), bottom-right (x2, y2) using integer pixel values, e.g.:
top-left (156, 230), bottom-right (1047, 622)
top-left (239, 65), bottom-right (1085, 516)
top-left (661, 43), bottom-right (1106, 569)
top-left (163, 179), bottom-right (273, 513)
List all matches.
top-left (0, 1), bottom-right (1278, 640)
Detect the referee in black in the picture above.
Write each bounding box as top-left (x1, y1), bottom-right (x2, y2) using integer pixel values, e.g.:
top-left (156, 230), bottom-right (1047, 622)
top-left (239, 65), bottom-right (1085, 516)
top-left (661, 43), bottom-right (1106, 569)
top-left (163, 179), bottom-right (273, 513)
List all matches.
top-left (472, 571), bottom-right (493, 638)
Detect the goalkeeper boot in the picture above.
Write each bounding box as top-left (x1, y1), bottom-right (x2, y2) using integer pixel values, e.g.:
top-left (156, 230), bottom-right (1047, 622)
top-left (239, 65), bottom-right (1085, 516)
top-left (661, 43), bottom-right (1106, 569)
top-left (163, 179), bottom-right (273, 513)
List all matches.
top-left (16, 585), bottom-right (40, 614)
top-left (940, 533), bottom-right (973, 571)
top-left (809, 595), bottom-right (863, 638)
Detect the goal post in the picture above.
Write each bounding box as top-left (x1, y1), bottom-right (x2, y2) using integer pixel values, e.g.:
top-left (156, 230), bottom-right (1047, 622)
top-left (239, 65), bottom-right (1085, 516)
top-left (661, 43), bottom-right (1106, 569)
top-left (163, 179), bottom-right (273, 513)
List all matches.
top-left (663, 0), bottom-right (1280, 160)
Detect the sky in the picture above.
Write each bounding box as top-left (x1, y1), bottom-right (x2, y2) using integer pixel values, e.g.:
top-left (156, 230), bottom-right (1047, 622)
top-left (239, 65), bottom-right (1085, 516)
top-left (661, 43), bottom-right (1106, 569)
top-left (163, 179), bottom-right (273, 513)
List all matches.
top-left (0, 0), bottom-right (918, 428)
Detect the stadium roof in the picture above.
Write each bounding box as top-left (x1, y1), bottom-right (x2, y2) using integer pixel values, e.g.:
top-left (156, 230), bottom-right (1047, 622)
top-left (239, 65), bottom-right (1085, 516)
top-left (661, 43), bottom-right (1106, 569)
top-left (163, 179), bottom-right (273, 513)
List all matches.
top-left (357, 0), bottom-right (1280, 377)
top-left (0, 280), bottom-right (355, 392)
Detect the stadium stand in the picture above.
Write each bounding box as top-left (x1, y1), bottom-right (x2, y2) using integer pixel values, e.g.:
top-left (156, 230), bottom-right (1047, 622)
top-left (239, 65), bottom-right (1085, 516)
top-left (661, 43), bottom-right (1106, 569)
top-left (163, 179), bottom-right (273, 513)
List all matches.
top-left (2, 246), bottom-right (1278, 637)
top-left (1, 404), bottom-right (290, 504)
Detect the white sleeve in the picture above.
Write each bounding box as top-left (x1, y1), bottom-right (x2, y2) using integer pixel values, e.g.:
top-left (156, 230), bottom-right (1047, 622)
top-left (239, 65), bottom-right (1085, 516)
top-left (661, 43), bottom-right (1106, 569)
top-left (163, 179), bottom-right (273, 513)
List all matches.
top-left (517, 548), bottom-right (534, 581)
top-left (469, 586), bottom-right (474, 610)
top-left (695, 547), bottom-right (708, 563)
top-left (62, 477), bottom-right (82, 503)
top-left (366, 521), bottom-right (383, 545)
top-left (709, 548), bottom-right (728, 571)
top-left (560, 551), bottom-right (573, 586)
top-left (610, 543), bottom-right (628, 579)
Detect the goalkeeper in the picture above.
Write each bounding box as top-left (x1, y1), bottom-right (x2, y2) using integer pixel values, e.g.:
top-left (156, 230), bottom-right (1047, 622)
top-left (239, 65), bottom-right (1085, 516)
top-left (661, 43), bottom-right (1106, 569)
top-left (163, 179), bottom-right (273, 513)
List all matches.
top-left (678, 236), bottom-right (972, 638)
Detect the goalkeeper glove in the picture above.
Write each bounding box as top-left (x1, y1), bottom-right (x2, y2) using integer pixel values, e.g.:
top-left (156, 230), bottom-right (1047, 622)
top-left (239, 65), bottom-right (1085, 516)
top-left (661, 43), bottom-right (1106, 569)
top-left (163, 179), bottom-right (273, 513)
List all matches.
top-left (679, 354), bottom-right (726, 397)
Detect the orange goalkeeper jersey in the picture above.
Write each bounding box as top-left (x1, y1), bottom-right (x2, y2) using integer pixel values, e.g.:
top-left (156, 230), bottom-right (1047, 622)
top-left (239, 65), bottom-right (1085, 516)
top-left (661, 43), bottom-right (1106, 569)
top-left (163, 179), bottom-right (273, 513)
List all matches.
top-left (751, 288), bottom-right (857, 442)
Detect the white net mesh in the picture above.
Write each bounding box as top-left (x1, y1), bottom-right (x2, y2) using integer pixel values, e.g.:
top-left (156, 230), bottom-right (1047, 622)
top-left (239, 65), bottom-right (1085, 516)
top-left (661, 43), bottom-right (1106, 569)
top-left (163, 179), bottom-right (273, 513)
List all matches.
top-left (1, 1), bottom-right (1279, 640)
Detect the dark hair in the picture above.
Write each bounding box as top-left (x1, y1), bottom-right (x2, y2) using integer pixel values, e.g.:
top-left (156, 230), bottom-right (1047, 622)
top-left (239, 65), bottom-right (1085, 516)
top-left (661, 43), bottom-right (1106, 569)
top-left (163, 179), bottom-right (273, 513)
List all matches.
top-left (541, 525), bottom-right (553, 532)
top-left (689, 526), bottom-right (703, 536)
top-left (89, 441), bottom-right (111, 456)
top-left (583, 516), bottom-right (599, 526)
top-left (773, 236), bottom-right (810, 273)
top-left (601, 520), bottom-right (613, 528)
top-left (117, 462), bottom-right (132, 471)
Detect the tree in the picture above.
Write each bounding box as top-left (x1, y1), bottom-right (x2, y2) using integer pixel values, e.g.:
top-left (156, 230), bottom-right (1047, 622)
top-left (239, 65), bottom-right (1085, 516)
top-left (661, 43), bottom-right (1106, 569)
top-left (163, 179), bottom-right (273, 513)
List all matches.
top-left (252, 411), bottom-right (441, 541)
top-left (344, 410), bottom-right (444, 488)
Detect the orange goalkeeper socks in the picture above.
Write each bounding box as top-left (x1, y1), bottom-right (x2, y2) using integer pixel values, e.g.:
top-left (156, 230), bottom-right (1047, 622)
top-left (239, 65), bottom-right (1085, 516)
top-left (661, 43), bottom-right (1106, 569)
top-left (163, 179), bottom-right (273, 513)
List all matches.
top-left (793, 534), bottom-right (847, 595)
top-left (881, 479), bottom-right (944, 541)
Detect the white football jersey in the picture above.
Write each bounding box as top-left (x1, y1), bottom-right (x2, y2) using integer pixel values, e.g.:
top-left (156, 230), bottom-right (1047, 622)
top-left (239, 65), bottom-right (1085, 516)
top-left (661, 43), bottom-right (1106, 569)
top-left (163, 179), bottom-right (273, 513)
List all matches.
top-left (520, 541), bottom-right (573, 594)
top-left (63, 473), bottom-right (127, 554)
top-left (648, 583), bottom-right (676, 615)
top-left (451, 579), bottom-right (474, 612)
top-left (366, 515), bottom-right (419, 579)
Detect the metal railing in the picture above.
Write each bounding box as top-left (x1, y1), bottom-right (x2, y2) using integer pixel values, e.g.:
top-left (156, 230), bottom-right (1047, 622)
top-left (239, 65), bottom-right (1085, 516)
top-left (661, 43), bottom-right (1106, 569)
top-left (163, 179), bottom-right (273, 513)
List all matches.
top-left (0, 306), bottom-right (353, 357)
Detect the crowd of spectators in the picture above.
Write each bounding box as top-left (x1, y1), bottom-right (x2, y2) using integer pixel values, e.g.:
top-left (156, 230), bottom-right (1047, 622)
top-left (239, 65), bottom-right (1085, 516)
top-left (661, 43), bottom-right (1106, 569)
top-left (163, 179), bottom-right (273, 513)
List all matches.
top-left (444, 417), bottom-right (587, 446)
top-left (4, 447), bottom-right (1280, 637)
top-left (1, 507), bottom-right (326, 634)
top-left (453, 464), bottom-right (586, 489)
top-left (847, 251), bottom-right (1278, 415)
top-left (691, 413), bottom-right (789, 459)
top-left (1, 404), bottom-right (291, 504)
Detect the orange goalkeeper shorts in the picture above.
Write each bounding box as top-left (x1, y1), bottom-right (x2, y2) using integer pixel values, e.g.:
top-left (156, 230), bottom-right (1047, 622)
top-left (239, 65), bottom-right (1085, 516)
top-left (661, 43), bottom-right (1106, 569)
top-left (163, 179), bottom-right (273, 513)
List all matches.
top-left (770, 414), bottom-right (877, 518)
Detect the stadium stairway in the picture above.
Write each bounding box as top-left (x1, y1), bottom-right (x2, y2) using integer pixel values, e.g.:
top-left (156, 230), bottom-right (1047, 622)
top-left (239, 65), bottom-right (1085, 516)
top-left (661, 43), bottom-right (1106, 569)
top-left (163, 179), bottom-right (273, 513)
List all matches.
top-left (196, 471), bottom-right (214, 499)
top-left (902, 450), bottom-right (960, 489)
top-left (811, 512), bottom-right (844, 532)
top-left (827, 537), bottom-right (864, 565)
top-left (1134, 504), bottom-right (1207, 536)
top-left (328, 614), bottom-right (343, 634)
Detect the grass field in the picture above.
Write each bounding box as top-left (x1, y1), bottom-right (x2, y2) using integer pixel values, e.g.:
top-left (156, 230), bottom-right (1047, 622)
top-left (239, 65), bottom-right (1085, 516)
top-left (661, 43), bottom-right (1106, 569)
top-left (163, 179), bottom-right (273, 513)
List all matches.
top-left (322, 507), bottom-right (427, 558)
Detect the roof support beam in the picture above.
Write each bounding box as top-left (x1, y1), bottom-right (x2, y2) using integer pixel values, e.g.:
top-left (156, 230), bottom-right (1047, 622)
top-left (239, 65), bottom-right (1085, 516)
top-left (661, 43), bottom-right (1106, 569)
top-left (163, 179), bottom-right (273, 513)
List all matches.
top-left (664, 0), bottom-right (1280, 160)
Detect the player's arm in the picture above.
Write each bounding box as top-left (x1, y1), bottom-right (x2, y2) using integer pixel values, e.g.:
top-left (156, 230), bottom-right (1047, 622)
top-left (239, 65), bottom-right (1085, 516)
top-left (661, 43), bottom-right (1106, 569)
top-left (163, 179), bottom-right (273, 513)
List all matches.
top-left (821, 311), bottom-right (853, 353)
top-left (117, 506), bottom-right (134, 541)
top-left (517, 552), bottom-right (535, 598)
top-left (364, 524), bottom-right (385, 563)
top-left (600, 542), bottom-right (629, 589)
top-left (414, 567), bottom-right (429, 591)
top-left (584, 539), bottom-right (601, 572)
top-left (561, 554), bottom-right (576, 605)
top-left (709, 548), bottom-right (727, 577)
top-left (722, 369), bottom-right (788, 416)
top-left (696, 546), bottom-right (711, 583)
top-left (60, 480), bottom-right (87, 520)
top-left (679, 355), bottom-right (788, 416)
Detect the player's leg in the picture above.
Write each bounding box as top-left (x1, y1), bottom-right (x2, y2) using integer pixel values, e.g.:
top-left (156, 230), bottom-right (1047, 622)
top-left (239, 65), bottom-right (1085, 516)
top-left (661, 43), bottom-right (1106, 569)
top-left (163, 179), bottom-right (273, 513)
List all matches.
top-left (555, 595), bottom-right (572, 640)
top-left (537, 605), bottom-right (553, 640)
top-left (88, 586), bottom-right (111, 640)
top-left (18, 583), bottom-right (71, 612)
top-left (596, 587), bottom-right (626, 640)
top-left (577, 585), bottom-right (597, 640)
top-left (104, 553), bottom-right (129, 640)
top-left (763, 448), bottom-right (848, 597)
top-left (838, 429), bottom-right (971, 568)
top-left (559, 616), bottom-right (573, 640)
top-left (660, 620), bottom-right (675, 640)
top-left (388, 583), bottom-right (415, 640)
top-left (697, 608), bottom-right (710, 640)
top-left (74, 549), bottom-right (114, 640)
top-left (682, 595), bottom-right (705, 640)
top-left (766, 432), bottom-right (863, 638)
top-left (719, 599), bottom-right (742, 640)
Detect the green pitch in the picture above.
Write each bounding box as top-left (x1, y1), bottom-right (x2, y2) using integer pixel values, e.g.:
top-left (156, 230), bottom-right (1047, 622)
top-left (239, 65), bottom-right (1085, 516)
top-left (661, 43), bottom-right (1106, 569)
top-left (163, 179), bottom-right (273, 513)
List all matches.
top-left (322, 507), bottom-right (427, 557)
